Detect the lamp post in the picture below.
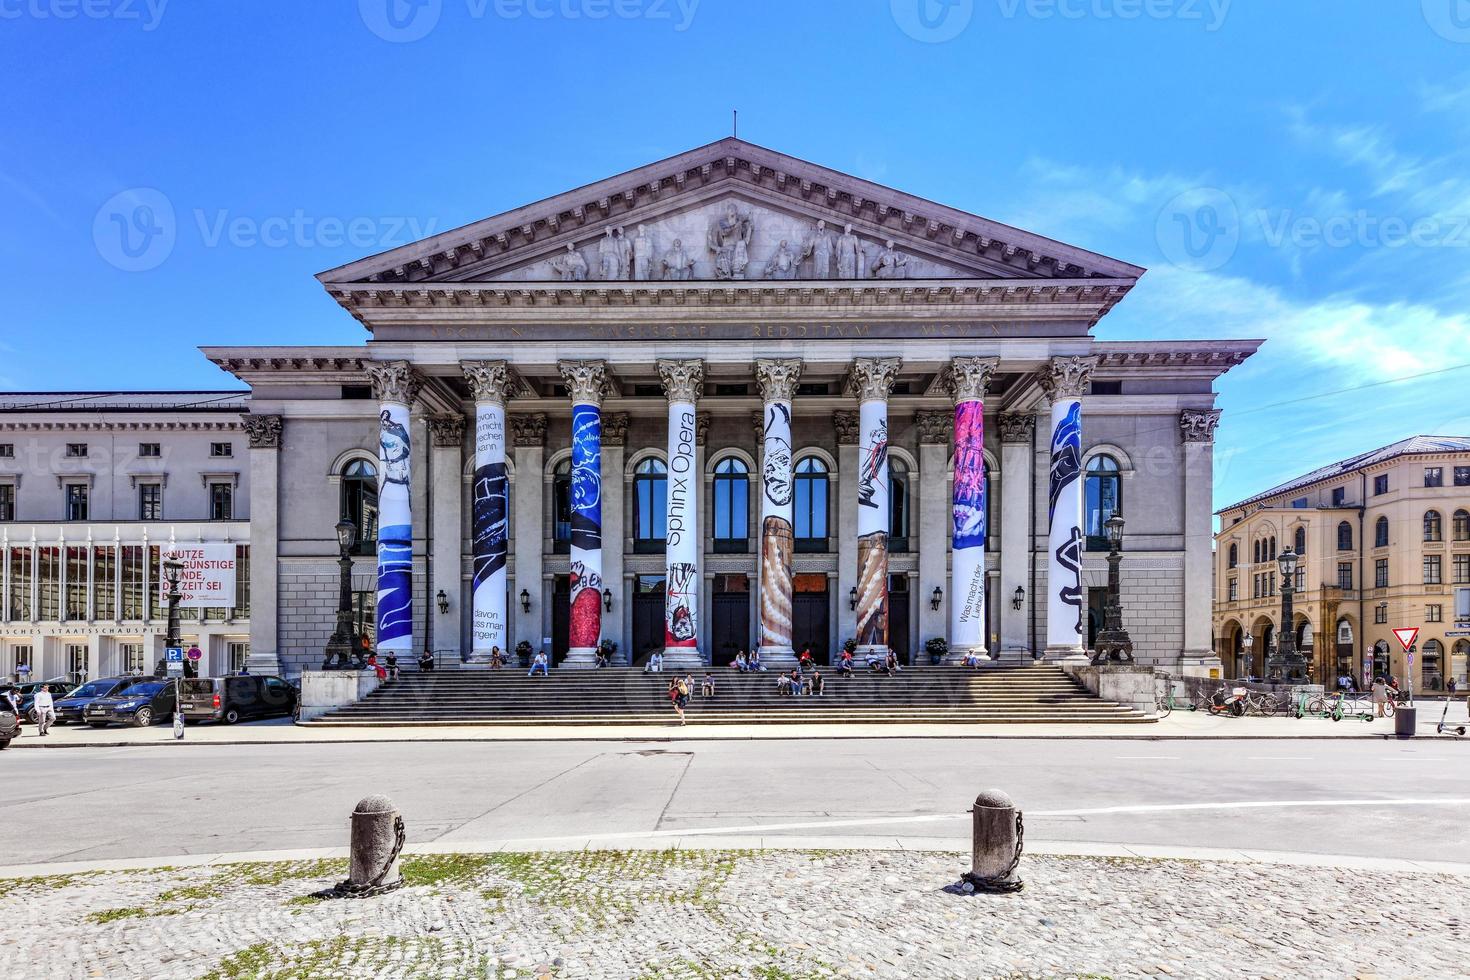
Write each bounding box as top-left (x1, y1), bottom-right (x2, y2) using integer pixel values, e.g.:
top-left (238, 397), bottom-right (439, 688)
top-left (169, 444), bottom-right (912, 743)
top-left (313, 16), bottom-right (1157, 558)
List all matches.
top-left (321, 518), bottom-right (358, 670)
top-left (162, 556), bottom-right (185, 738)
top-left (1241, 630), bottom-right (1254, 680)
top-left (1270, 547), bottom-right (1305, 682)
top-left (1091, 512), bottom-right (1134, 665)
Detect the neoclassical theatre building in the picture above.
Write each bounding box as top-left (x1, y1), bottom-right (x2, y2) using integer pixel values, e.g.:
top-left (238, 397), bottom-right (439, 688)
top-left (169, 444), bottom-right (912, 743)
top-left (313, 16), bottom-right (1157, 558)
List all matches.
top-left (205, 139), bottom-right (1257, 678)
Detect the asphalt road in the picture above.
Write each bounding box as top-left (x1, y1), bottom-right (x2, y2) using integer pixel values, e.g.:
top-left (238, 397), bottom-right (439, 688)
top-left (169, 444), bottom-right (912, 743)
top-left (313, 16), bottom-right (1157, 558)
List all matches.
top-left (3, 738), bottom-right (1467, 866)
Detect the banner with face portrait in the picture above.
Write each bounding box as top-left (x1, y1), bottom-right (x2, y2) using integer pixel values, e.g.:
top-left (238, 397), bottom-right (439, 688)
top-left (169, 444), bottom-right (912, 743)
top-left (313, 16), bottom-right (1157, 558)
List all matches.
top-left (759, 401), bottom-right (795, 653)
top-left (855, 400), bottom-right (889, 650)
top-left (664, 401), bottom-right (699, 650)
top-left (375, 403), bottom-right (413, 652)
top-left (1047, 399), bottom-right (1084, 650)
top-left (471, 401), bottom-right (508, 656)
top-left (950, 399), bottom-right (987, 653)
top-left (568, 403), bottom-right (603, 651)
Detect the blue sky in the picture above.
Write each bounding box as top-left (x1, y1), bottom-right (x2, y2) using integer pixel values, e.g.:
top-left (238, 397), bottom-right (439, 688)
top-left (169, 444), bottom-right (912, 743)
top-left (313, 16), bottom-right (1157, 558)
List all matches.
top-left (2, 1), bottom-right (1468, 512)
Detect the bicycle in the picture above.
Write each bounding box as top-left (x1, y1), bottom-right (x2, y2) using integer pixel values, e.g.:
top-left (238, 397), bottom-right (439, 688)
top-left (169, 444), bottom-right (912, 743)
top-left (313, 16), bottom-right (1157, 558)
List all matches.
top-left (1242, 690), bottom-right (1283, 717)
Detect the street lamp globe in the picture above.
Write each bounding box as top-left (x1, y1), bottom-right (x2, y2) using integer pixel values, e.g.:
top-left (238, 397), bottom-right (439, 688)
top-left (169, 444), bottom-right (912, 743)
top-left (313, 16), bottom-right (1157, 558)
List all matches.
top-left (335, 518), bottom-right (357, 555)
top-left (1277, 546), bottom-right (1298, 580)
top-left (1104, 512), bottom-right (1125, 548)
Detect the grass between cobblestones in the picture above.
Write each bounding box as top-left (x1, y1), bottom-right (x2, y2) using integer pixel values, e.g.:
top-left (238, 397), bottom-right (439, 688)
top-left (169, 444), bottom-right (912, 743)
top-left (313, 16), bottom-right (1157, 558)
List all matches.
top-left (2, 848), bottom-right (1466, 978)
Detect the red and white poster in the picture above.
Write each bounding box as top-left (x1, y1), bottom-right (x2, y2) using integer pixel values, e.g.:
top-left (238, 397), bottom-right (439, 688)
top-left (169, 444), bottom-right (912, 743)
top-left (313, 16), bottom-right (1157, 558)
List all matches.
top-left (159, 544), bottom-right (238, 608)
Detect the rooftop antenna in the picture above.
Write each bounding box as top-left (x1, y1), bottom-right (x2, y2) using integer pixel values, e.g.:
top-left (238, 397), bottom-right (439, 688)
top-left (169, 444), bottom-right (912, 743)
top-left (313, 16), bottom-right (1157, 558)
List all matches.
top-left (732, 109), bottom-right (738, 138)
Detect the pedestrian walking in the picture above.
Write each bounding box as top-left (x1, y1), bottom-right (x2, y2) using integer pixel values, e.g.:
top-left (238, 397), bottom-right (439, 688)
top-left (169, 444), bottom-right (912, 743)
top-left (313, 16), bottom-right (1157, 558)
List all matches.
top-left (32, 685), bottom-right (55, 736)
top-left (528, 650), bottom-right (550, 677)
top-left (1371, 676), bottom-right (1388, 718)
top-left (673, 675), bottom-right (690, 725)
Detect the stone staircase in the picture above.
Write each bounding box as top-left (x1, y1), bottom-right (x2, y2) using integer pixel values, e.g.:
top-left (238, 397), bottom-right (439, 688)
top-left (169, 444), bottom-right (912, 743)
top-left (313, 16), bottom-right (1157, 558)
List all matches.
top-left (301, 663), bottom-right (1152, 726)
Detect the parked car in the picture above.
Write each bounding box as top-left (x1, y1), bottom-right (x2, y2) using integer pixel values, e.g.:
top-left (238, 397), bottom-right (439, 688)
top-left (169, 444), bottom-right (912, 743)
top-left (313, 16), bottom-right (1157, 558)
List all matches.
top-left (82, 680), bottom-right (176, 728)
top-left (54, 676), bottom-right (157, 725)
top-left (15, 680), bottom-right (76, 721)
top-left (0, 700), bottom-right (18, 748)
top-left (178, 675), bottom-right (296, 724)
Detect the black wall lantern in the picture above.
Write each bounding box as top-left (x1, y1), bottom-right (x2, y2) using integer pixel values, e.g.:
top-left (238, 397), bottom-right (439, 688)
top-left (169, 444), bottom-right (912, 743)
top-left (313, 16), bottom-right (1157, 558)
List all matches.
top-left (602, 588), bottom-right (614, 612)
top-left (435, 590), bottom-right (449, 615)
top-left (1011, 586), bottom-right (1025, 610)
top-left (848, 586), bottom-right (858, 611)
top-left (520, 588), bottom-right (531, 614)
top-left (930, 586), bottom-right (943, 611)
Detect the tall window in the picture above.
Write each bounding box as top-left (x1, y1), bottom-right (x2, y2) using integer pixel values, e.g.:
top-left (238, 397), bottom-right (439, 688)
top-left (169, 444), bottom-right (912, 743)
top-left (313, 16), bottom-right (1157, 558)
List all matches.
top-left (889, 458), bottom-right (910, 553)
top-left (340, 459), bottom-right (379, 555)
top-left (1337, 562), bottom-right (1353, 590)
top-left (209, 482), bottom-right (234, 521)
top-left (1374, 474), bottom-right (1389, 495)
top-left (1429, 603), bottom-right (1444, 622)
top-left (1374, 602), bottom-right (1387, 624)
top-left (139, 483), bottom-right (162, 521)
top-left (119, 643), bottom-right (145, 674)
top-left (1084, 455), bottom-right (1121, 551)
top-left (65, 483), bottom-right (88, 521)
top-left (120, 546), bottom-right (145, 620)
top-left (1455, 554), bottom-right (1470, 585)
top-left (1422, 639), bottom-right (1445, 690)
top-left (793, 457), bottom-right (829, 553)
top-left (633, 457), bottom-right (667, 553)
top-left (1457, 466), bottom-right (1470, 487)
top-left (1227, 578), bottom-right (1237, 601)
top-left (1424, 554), bottom-right (1443, 585)
top-left (1293, 526), bottom-right (1306, 555)
top-left (64, 547), bottom-right (86, 621)
top-left (711, 457), bottom-right (749, 553)
top-left (7, 549), bottom-right (30, 621)
top-left (1425, 510), bottom-right (1443, 542)
top-left (1227, 543), bottom-right (1238, 568)
top-left (1331, 487), bottom-right (1346, 506)
top-left (1456, 510), bottom-right (1470, 542)
top-left (1375, 516), bottom-right (1389, 548)
top-left (0, 484), bottom-right (12, 522)
top-left (228, 642), bottom-right (250, 673)
top-left (92, 547), bottom-right (115, 622)
top-left (65, 643), bottom-right (87, 681)
top-left (1375, 558), bottom-right (1389, 589)
top-left (1337, 521), bottom-right (1353, 551)
top-left (1452, 639), bottom-right (1470, 687)
top-left (552, 459), bottom-right (572, 553)
top-left (1425, 467), bottom-right (1444, 488)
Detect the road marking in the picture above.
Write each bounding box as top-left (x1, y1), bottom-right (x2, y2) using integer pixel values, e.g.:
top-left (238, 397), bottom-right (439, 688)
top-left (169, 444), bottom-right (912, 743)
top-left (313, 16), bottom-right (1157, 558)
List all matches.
top-left (1246, 756), bottom-right (1312, 761)
top-left (1116, 756), bottom-right (1179, 760)
top-left (1032, 798), bottom-right (1470, 818)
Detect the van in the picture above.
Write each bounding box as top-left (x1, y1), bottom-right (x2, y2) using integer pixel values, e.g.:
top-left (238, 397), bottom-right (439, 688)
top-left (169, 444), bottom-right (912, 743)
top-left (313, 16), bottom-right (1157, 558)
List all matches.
top-left (178, 675), bottom-right (296, 724)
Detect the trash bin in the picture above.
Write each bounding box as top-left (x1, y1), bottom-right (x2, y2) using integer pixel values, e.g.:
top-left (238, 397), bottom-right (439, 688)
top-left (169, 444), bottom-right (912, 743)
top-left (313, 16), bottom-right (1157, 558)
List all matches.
top-left (1394, 706), bottom-right (1417, 738)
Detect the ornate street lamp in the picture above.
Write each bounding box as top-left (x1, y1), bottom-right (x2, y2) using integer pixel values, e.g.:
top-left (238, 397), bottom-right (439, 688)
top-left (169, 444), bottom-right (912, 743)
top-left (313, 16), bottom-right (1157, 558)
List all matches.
top-left (163, 555), bottom-right (183, 667)
top-left (321, 518), bottom-right (358, 670)
top-left (1269, 547), bottom-right (1305, 682)
top-left (1241, 630), bottom-right (1254, 680)
top-left (1091, 512), bottom-right (1134, 665)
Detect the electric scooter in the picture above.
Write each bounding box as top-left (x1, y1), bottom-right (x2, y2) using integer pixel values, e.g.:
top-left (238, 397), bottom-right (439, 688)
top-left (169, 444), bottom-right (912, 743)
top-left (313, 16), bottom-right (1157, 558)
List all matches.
top-left (1436, 697), bottom-right (1467, 737)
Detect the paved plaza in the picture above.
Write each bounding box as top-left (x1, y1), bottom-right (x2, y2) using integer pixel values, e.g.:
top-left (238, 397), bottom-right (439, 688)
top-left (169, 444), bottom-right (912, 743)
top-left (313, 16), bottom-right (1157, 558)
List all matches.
top-left (2, 847), bottom-right (1465, 979)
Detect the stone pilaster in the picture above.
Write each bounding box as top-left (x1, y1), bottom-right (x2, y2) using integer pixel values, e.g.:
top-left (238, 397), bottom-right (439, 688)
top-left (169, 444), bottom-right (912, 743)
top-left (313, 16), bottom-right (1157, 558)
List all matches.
top-left (242, 414), bottom-right (282, 674)
top-left (426, 414), bottom-right (465, 660)
top-left (998, 413), bottom-right (1034, 662)
top-left (1181, 409), bottom-right (1223, 676)
top-left (510, 414), bottom-right (546, 661)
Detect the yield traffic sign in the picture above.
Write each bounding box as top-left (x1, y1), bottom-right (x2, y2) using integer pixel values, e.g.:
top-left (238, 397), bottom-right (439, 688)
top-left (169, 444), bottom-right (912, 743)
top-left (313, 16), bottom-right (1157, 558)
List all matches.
top-left (1392, 627), bottom-right (1419, 652)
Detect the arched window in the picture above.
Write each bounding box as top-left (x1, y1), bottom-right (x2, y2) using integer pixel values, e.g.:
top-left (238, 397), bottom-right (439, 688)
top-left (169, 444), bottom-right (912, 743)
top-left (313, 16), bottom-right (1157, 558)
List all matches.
top-left (1293, 526), bottom-right (1306, 555)
top-left (552, 459), bottom-right (572, 553)
top-left (633, 457), bottom-right (667, 553)
top-left (1375, 516), bottom-right (1389, 548)
top-left (1269, 536), bottom-right (1277, 559)
top-left (340, 459), bottom-right (379, 555)
top-left (889, 458), bottom-right (910, 553)
top-left (1253, 540), bottom-right (1261, 565)
top-left (1084, 455), bottom-right (1121, 551)
top-left (1455, 509), bottom-right (1470, 542)
top-left (712, 457), bottom-right (749, 553)
top-left (793, 457), bottom-right (829, 553)
top-left (1337, 521), bottom-right (1353, 551)
top-left (1422, 639), bottom-right (1445, 690)
top-left (1227, 543), bottom-right (1238, 568)
top-left (1424, 510), bottom-right (1443, 542)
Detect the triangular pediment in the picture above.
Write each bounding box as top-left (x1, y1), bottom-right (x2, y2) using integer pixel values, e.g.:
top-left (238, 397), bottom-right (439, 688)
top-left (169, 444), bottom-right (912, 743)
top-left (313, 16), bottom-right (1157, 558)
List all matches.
top-left (318, 138), bottom-right (1145, 290)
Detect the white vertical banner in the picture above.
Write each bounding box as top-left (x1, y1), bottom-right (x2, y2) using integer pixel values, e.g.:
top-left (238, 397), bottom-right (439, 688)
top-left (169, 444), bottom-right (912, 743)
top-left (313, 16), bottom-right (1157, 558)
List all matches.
top-left (855, 397), bottom-right (890, 652)
top-left (1046, 398), bottom-right (1084, 651)
top-left (375, 401), bottom-right (414, 652)
top-left (759, 399), bottom-right (795, 656)
top-left (471, 401), bottom-right (508, 656)
top-left (664, 400), bottom-right (699, 653)
top-left (949, 398), bottom-right (987, 653)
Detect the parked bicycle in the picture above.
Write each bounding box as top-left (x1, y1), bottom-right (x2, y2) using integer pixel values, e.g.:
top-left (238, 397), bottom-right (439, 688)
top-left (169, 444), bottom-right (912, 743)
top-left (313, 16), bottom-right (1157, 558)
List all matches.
top-left (1241, 690), bottom-right (1284, 717)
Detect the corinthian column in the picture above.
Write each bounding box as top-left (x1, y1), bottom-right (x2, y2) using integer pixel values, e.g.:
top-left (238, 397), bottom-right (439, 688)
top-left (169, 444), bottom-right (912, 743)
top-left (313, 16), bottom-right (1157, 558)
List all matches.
top-left (1180, 409), bottom-right (1223, 676)
top-left (1040, 356), bottom-right (1096, 661)
top-left (946, 356), bottom-right (999, 661)
top-left (659, 359), bottom-right (704, 668)
top-left (755, 358), bottom-right (802, 667)
top-left (462, 360), bottom-right (512, 664)
top-left (558, 360), bottom-right (609, 668)
top-left (850, 357), bottom-right (901, 658)
top-left (367, 360), bottom-right (421, 655)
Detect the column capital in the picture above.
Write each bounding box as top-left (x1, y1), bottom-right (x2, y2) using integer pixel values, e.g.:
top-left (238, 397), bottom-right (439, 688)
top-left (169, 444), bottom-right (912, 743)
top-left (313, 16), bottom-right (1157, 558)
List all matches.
top-left (915, 410), bottom-right (953, 445)
top-left (426, 414), bottom-right (466, 448)
top-left (1180, 409), bottom-right (1222, 443)
top-left (460, 360), bottom-right (513, 406)
top-left (509, 413), bottom-right (548, 448)
top-left (754, 358), bottom-right (803, 402)
top-left (846, 357), bottom-right (903, 402)
top-left (367, 360), bottom-right (422, 406)
top-left (943, 356), bottom-right (1000, 404)
top-left (998, 413), bottom-right (1035, 444)
top-left (602, 411), bottom-right (630, 447)
top-left (833, 410), bottom-right (860, 446)
top-left (557, 359), bottom-right (610, 406)
top-left (657, 358), bottom-right (704, 403)
top-left (750, 410), bottom-right (766, 444)
top-left (1038, 355), bottom-right (1098, 401)
top-left (241, 413), bottom-right (282, 449)
top-left (695, 413), bottom-right (712, 447)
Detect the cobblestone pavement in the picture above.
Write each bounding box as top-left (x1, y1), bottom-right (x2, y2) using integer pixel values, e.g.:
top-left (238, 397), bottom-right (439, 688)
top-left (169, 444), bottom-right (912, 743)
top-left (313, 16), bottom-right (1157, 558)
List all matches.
top-left (1, 849), bottom-right (1466, 979)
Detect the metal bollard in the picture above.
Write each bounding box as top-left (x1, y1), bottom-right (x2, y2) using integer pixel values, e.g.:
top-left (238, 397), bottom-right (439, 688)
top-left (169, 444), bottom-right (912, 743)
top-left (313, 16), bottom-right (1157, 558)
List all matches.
top-left (330, 794), bottom-right (406, 898)
top-left (962, 789), bottom-right (1024, 894)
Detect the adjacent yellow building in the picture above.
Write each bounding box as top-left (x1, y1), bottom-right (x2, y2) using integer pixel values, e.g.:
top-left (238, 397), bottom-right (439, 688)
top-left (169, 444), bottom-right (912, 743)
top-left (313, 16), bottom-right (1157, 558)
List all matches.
top-left (1214, 437), bottom-right (1470, 691)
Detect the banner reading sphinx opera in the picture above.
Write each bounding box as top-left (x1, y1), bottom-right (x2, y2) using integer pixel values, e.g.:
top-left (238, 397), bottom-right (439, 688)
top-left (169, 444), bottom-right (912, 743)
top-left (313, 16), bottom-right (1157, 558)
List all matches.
top-left (664, 402), bottom-right (699, 651)
top-left (471, 402), bottom-right (509, 655)
top-left (568, 403), bottom-right (603, 652)
top-left (375, 404), bottom-right (414, 652)
top-left (950, 401), bottom-right (987, 652)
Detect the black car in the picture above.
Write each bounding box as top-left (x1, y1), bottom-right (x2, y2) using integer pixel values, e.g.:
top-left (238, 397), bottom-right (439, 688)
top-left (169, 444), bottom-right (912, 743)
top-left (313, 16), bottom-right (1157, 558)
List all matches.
top-left (82, 680), bottom-right (176, 728)
top-left (178, 675), bottom-right (296, 724)
top-left (54, 676), bottom-right (158, 725)
top-left (16, 680), bottom-right (76, 719)
top-left (0, 700), bottom-right (18, 748)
